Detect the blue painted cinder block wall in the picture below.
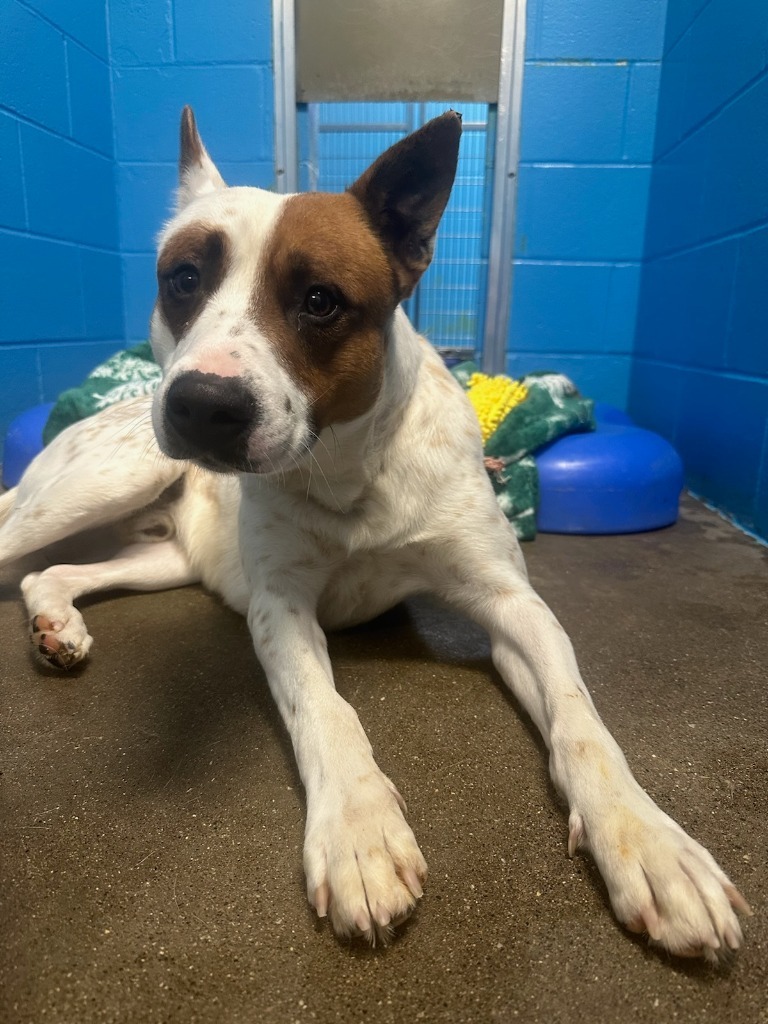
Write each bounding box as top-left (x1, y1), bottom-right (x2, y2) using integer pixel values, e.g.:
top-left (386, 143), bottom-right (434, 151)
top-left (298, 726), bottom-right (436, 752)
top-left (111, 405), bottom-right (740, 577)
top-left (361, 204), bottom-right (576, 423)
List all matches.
top-left (509, 0), bottom-right (666, 408)
top-left (0, 0), bottom-right (122, 431)
top-left (628, 0), bottom-right (768, 538)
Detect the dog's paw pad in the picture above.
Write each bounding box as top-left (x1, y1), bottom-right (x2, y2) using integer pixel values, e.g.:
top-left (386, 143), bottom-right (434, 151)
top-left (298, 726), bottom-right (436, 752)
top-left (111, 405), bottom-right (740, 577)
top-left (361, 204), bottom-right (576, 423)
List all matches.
top-left (30, 612), bottom-right (92, 670)
top-left (31, 614), bottom-right (64, 634)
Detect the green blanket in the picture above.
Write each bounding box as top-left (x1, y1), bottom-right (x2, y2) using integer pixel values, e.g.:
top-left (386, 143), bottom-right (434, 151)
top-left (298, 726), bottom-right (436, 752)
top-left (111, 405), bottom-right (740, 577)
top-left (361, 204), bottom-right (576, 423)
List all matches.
top-left (451, 362), bottom-right (595, 540)
top-left (42, 342), bottom-right (162, 447)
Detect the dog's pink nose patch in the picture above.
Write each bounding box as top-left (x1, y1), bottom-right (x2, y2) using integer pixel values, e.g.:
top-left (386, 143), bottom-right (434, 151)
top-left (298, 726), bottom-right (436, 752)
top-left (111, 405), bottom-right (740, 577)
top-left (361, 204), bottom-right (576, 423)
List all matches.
top-left (193, 352), bottom-right (243, 378)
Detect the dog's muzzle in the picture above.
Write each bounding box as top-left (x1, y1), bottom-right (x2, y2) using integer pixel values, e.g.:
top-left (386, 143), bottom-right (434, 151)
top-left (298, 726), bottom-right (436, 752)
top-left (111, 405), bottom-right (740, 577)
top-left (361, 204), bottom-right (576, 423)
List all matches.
top-left (162, 371), bottom-right (260, 467)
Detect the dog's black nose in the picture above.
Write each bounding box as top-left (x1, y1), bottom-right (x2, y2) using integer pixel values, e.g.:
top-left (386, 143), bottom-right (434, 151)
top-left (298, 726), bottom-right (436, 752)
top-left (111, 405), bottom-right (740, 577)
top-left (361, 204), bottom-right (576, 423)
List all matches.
top-left (164, 371), bottom-right (259, 463)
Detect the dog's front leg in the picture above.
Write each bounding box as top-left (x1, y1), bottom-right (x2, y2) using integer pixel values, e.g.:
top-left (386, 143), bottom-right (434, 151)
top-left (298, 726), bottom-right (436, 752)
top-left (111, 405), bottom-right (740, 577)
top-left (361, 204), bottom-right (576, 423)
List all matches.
top-left (427, 530), bottom-right (750, 960)
top-left (246, 569), bottom-right (427, 942)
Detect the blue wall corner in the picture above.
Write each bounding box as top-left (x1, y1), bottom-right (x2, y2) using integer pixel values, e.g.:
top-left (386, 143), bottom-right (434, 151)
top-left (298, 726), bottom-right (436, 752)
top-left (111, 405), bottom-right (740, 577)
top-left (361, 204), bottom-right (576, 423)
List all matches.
top-left (630, 0), bottom-right (768, 538)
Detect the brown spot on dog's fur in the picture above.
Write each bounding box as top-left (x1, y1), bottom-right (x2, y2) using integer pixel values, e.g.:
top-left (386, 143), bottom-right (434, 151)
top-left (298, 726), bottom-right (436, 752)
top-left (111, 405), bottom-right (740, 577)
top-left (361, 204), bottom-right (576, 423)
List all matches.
top-left (253, 192), bottom-right (397, 429)
top-left (155, 224), bottom-right (229, 341)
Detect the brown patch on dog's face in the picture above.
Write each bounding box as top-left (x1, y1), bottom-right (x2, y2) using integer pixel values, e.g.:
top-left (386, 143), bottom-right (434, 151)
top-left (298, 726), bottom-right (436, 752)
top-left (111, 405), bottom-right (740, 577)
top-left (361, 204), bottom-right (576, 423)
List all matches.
top-left (155, 224), bottom-right (229, 341)
top-left (254, 192), bottom-right (398, 430)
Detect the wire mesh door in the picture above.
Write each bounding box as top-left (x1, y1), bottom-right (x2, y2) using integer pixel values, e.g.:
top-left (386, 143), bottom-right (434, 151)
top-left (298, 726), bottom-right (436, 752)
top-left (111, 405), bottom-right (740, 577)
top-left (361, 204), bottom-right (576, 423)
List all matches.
top-left (298, 101), bottom-right (493, 360)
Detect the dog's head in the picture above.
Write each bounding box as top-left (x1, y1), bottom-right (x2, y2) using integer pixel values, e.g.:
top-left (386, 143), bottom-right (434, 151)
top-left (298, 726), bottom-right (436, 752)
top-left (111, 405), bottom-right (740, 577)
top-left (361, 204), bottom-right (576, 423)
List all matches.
top-left (150, 107), bottom-right (461, 474)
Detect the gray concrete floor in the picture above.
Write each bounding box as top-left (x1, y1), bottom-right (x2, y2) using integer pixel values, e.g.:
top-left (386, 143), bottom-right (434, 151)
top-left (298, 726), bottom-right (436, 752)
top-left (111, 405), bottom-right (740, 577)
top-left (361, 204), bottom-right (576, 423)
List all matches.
top-left (1, 496), bottom-right (766, 1023)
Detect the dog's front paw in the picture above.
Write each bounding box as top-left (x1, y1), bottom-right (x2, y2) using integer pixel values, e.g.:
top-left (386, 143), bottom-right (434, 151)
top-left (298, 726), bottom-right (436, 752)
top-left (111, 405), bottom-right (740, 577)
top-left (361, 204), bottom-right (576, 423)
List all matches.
top-left (303, 773), bottom-right (427, 944)
top-left (29, 610), bottom-right (92, 670)
top-left (573, 799), bottom-right (752, 961)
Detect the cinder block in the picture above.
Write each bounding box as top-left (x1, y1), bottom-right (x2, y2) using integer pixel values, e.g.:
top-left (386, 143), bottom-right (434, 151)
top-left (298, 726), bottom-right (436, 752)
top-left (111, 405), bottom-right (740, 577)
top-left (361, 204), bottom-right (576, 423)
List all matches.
top-left (515, 164), bottom-right (651, 261)
top-left (20, 122), bottom-right (119, 249)
top-left (109, 0), bottom-right (173, 66)
top-left (121, 253), bottom-right (158, 341)
top-left (663, 0), bottom-right (709, 55)
top-left (624, 63), bottom-right (661, 162)
top-left (635, 241), bottom-right (737, 369)
top-left (117, 163), bottom-right (177, 254)
top-left (0, 112), bottom-right (27, 230)
top-left (627, 357), bottom-right (685, 442)
top-left (643, 127), bottom-right (709, 258)
top-left (511, 262), bottom-right (640, 355)
top-left (652, 28), bottom-right (690, 160)
top-left (511, 262), bottom-right (613, 352)
top-left (676, 370), bottom-right (768, 522)
top-left (25, 0), bottom-right (108, 58)
top-left (0, 2), bottom-right (69, 133)
top-left (520, 63), bottom-right (629, 163)
top-left (79, 250), bottom-right (125, 338)
top-left (527, 0), bottom-right (666, 61)
top-left (112, 65), bottom-right (274, 163)
top-left (67, 41), bottom-right (113, 157)
top-left (174, 0), bottom-right (272, 64)
top-left (0, 230), bottom-right (84, 342)
top-left (682, 0), bottom-right (768, 133)
top-left (727, 226), bottom-right (768, 377)
top-left (701, 75), bottom-right (768, 242)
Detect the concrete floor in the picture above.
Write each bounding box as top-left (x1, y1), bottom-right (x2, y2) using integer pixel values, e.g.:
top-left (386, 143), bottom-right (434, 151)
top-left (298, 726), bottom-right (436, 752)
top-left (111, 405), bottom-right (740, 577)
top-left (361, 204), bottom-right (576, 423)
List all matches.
top-left (1, 496), bottom-right (766, 1023)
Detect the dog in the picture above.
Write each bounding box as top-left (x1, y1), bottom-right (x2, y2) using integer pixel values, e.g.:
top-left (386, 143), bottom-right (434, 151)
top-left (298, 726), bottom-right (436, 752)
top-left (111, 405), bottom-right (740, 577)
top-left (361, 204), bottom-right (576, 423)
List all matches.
top-left (0, 108), bottom-right (751, 958)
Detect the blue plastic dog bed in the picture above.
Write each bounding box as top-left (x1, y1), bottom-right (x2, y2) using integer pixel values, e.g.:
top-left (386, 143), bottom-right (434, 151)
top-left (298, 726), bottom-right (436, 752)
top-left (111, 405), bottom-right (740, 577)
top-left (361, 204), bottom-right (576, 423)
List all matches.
top-left (535, 405), bottom-right (684, 534)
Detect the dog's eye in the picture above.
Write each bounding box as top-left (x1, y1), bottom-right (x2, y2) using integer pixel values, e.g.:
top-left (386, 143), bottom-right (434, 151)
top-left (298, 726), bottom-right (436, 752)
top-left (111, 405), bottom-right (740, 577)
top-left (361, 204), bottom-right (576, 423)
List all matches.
top-left (169, 264), bottom-right (200, 298)
top-left (303, 285), bottom-right (338, 322)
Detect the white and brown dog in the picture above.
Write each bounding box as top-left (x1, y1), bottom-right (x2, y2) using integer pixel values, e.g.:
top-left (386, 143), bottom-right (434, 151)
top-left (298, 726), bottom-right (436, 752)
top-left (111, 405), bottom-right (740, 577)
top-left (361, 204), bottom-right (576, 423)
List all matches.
top-left (0, 109), bottom-right (751, 958)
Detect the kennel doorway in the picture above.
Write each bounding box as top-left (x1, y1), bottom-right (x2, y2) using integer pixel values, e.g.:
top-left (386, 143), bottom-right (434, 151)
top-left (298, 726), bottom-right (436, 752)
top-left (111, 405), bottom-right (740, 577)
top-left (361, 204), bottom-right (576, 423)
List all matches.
top-left (272, 0), bottom-right (526, 372)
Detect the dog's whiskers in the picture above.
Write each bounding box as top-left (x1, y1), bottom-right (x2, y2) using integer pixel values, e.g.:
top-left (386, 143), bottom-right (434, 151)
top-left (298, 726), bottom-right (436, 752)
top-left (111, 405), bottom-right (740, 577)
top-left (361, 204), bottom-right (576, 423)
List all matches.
top-left (303, 435), bottom-right (343, 513)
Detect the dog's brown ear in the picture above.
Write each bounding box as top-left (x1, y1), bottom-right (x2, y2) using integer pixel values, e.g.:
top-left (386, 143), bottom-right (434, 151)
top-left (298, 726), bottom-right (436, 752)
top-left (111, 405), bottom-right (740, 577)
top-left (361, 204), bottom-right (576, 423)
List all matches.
top-left (177, 106), bottom-right (227, 210)
top-left (348, 111), bottom-right (462, 299)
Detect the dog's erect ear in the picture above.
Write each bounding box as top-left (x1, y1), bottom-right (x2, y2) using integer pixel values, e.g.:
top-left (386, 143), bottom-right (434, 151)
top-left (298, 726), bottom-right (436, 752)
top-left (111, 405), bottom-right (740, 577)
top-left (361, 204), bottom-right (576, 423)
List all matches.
top-left (348, 111), bottom-right (462, 299)
top-left (176, 106), bottom-right (227, 210)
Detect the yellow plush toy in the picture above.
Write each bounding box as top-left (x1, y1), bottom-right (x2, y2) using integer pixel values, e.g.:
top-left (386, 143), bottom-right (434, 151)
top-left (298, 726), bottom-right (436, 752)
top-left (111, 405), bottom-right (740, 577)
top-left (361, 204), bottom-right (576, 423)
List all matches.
top-left (465, 372), bottom-right (528, 444)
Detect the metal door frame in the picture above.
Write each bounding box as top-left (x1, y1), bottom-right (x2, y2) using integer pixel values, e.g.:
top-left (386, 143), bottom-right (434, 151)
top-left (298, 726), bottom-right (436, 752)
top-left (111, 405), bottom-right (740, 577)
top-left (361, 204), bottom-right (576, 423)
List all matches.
top-left (272, 0), bottom-right (298, 193)
top-left (272, 0), bottom-right (525, 374)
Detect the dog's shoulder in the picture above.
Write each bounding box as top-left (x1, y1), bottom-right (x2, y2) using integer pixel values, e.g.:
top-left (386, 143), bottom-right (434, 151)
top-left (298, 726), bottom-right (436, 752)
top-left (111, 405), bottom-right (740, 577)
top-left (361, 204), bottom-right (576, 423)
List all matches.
top-left (396, 339), bottom-right (485, 476)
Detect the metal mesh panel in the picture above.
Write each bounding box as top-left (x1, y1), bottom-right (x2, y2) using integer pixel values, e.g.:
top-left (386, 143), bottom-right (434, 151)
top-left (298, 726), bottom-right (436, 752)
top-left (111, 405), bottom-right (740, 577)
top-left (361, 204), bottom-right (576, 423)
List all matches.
top-left (303, 101), bottom-right (491, 356)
